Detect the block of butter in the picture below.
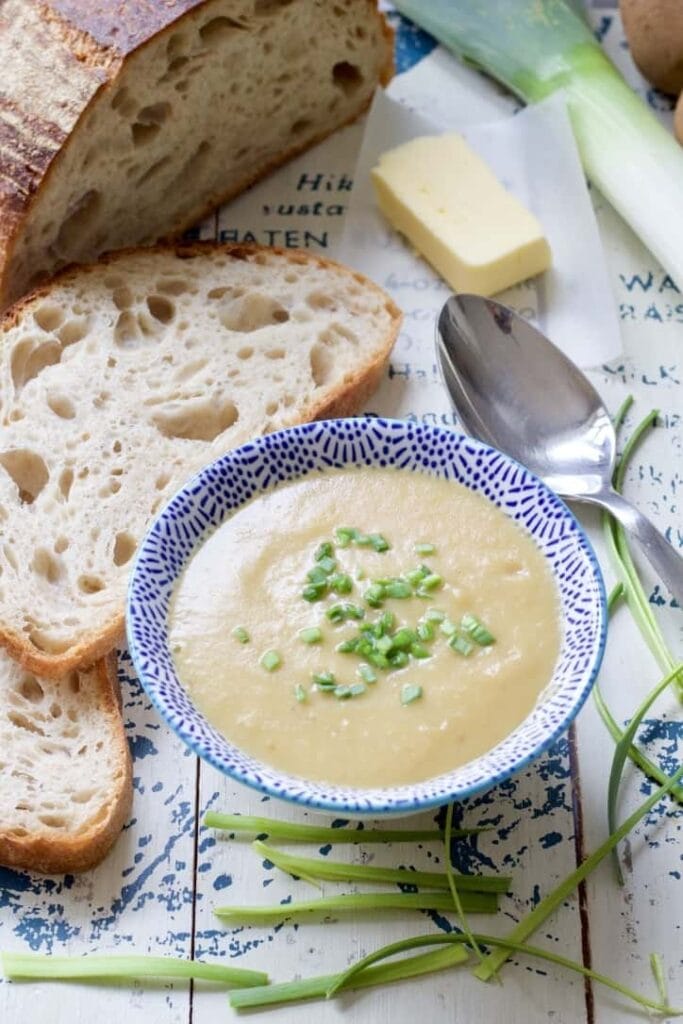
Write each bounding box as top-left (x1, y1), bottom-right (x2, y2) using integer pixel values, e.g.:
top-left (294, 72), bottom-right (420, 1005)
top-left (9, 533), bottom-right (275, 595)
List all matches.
top-left (371, 134), bottom-right (551, 296)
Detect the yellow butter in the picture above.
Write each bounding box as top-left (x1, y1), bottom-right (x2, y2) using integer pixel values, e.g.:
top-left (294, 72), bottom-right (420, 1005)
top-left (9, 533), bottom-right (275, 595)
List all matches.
top-left (372, 134), bottom-right (551, 296)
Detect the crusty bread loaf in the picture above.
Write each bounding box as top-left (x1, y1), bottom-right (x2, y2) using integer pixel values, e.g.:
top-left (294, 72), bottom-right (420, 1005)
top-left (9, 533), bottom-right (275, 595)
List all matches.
top-left (0, 242), bottom-right (401, 678)
top-left (0, 0), bottom-right (392, 308)
top-left (0, 654), bottom-right (132, 873)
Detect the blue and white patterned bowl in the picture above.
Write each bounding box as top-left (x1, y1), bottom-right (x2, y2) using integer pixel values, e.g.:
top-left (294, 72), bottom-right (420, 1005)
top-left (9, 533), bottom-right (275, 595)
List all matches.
top-left (126, 417), bottom-right (606, 816)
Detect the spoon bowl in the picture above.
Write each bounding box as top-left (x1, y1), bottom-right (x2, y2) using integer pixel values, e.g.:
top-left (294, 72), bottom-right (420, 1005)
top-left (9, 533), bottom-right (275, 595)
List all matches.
top-left (436, 294), bottom-right (683, 603)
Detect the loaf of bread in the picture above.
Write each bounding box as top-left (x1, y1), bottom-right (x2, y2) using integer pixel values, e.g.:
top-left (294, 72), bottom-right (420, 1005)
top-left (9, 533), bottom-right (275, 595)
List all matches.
top-left (0, 0), bottom-right (392, 308)
top-left (0, 654), bottom-right (132, 873)
top-left (0, 243), bottom-right (401, 678)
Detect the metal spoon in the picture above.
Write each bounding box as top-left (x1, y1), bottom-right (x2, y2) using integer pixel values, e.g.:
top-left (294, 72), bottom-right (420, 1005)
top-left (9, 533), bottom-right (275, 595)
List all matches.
top-left (436, 293), bottom-right (683, 603)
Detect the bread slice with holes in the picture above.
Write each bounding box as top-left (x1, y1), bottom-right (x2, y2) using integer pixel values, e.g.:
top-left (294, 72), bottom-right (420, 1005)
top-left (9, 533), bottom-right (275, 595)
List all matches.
top-left (0, 242), bottom-right (401, 677)
top-left (0, 0), bottom-right (392, 308)
top-left (0, 654), bottom-right (132, 873)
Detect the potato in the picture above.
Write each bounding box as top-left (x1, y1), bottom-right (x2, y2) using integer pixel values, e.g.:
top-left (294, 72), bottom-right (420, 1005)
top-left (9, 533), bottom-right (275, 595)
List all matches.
top-left (620, 0), bottom-right (683, 94)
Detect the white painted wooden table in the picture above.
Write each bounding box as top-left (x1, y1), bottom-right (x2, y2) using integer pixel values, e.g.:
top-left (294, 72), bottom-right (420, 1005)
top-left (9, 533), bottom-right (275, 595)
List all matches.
top-left (1, 8), bottom-right (681, 1024)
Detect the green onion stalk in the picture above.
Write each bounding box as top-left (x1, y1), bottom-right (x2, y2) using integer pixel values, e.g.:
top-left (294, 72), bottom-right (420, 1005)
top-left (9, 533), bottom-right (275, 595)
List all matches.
top-left (392, 0), bottom-right (683, 289)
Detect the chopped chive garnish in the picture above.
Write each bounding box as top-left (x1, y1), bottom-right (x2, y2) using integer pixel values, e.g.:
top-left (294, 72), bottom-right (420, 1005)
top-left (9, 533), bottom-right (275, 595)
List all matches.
top-left (329, 573), bottom-right (353, 594)
top-left (388, 650), bottom-right (409, 668)
top-left (392, 627), bottom-right (416, 649)
top-left (335, 526), bottom-right (359, 547)
top-left (302, 582), bottom-right (326, 602)
top-left (415, 543), bottom-right (436, 556)
top-left (313, 671), bottom-right (337, 691)
top-left (369, 533), bottom-right (390, 552)
top-left (378, 610), bottom-right (395, 632)
top-left (365, 583), bottom-right (385, 608)
top-left (417, 621), bottom-right (434, 642)
top-left (307, 565), bottom-right (328, 585)
top-left (439, 618), bottom-right (458, 638)
top-left (384, 580), bottom-right (412, 599)
top-left (334, 684), bottom-right (352, 699)
top-left (405, 566), bottom-right (429, 586)
top-left (376, 635), bottom-right (393, 654)
top-left (358, 663), bottom-right (377, 684)
top-left (355, 533), bottom-right (373, 547)
top-left (461, 613), bottom-right (495, 646)
top-left (410, 642), bottom-right (430, 659)
top-left (294, 684), bottom-right (307, 702)
top-left (336, 638), bottom-right (359, 653)
top-left (417, 573), bottom-right (443, 592)
top-left (368, 651), bottom-right (390, 669)
top-left (315, 541), bottom-right (333, 561)
top-left (232, 626), bottom-right (250, 644)
top-left (317, 555), bottom-right (337, 575)
top-left (401, 683), bottom-right (423, 705)
top-left (425, 608), bottom-right (445, 623)
top-left (449, 633), bottom-right (474, 657)
top-left (260, 650), bottom-right (282, 672)
top-left (298, 627), bottom-right (322, 644)
top-left (348, 682), bottom-right (367, 697)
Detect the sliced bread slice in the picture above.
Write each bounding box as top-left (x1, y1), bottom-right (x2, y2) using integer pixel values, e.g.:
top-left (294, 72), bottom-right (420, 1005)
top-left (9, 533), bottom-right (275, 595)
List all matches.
top-left (0, 0), bottom-right (392, 307)
top-left (0, 243), bottom-right (401, 677)
top-left (0, 654), bottom-right (132, 873)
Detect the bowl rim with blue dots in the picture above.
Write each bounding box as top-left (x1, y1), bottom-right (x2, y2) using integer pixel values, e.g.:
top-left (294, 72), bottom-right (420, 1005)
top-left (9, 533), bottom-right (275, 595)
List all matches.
top-left (126, 416), bottom-right (607, 816)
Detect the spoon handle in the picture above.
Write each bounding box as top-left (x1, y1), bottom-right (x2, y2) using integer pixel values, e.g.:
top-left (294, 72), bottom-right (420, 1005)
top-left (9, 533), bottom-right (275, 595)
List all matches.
top-left (597, 489), bottom-right (683, 605)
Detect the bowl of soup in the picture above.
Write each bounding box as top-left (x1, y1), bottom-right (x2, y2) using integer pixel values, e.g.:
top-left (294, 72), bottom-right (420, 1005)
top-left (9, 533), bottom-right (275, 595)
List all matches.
top-left (126, 417), bottom-right (606, 815)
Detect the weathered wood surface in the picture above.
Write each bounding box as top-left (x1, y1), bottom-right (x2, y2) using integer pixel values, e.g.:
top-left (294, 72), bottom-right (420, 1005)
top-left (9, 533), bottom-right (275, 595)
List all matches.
top-left (1, 8), bottom-right (681, 1024)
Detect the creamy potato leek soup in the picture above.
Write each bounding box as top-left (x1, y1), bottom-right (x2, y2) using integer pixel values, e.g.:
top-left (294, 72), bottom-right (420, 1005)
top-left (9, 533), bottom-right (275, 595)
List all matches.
top-left (169, 468), bottom-right (561, 788)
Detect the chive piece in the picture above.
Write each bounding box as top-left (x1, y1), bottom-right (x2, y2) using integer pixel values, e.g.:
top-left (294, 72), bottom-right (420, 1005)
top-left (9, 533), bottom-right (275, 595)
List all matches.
top-left (449, 633), bottom-right (474, 657)
top-left (0, 953), bottom-right (268, 988)
top-left (368, 651), bottom-right (390, 669)
top-left (355, 533), bottom-right (373, 547)
top-left (365, 583), bottom-right (385, 608)
top-left (334, 684), bottom-right (352, 699)
top-left (348, 682), bottom-right (367, 697)
top-left (298, 627), bottom-right (322, 644)
top-left (329, 573), bottom-right (353, 594)
top-left (473, 764), bottom-right (683, 982)
top-left (294, 684), bottom-right (307, 703)
top-left (376, 635), bottom-right (393, 655)
top-left (415, 543), bottom-right (436, 556)
top-left (232, 626), bottom-right (250, 644)
top-left (251, 841), bottom-right (510, 892)
top-left (204, 812), bottom-right (486, 841)
top-left (401, 683), bottom-right (423, 705)
top-left (358, 663), bottom-right (377, 684)
top-left (260, 650), bottom-right (282, 671)
top-left (378, 610), bottom-right (395, 633)
top-left (388, 650), bottom-right (409, 668)
top-left (369, 533), bottom-right (391, 553)
top-left (461, 613), bottom-right (495, 646)
top-left (383, 580), bottom-right (412, 599)
top-left (229, 946), bottom-right (468, 1010)
top-left (439, 618), bottom-right (458, 638)
top-left (417, 573), bottom-right (443, 593)
top-left (323, 933), bottom-right (682, 1018)
top-left (410, 642), bottom-right (430, 659)
top-left (216, 891), bottom-right (496, 923)
top-left (335, 527), bottom-right (359, 547)
top-left (314, 541), bottom-right (333, 562)
top-left (417, 621), bottom-right (434, 642)
top-left (405, 567), bottom-right (428, 587)
top-left (302, 583), bottom-right (326, 602)
top-left (307, 565), bottom-right (328, 585)
top-left (317, 555), bottom-right (337, 575)
top-left (326, 604), bottom-right (346, 624)
top-left (392, 628), bottom-right (416, 649)
top-left (425, 608), bottom-right (445, 623)
top-left (336, 638), bottom-right (359, 653)
top-left (313, 671), bottom-right (337, 692)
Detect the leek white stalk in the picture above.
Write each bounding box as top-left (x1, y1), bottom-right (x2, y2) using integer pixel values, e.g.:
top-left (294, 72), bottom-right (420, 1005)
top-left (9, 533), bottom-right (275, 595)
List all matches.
top-left (392, 0), bottom-right (683, 289)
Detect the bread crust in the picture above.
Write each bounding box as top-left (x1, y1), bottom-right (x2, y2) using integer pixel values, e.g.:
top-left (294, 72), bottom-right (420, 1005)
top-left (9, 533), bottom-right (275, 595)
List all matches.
top-left (0, 0), bottom-right (394, 308)
top-left (0, 654), bottom-right (133, 874)
top-left (0, 242), bottom-right (402, 677)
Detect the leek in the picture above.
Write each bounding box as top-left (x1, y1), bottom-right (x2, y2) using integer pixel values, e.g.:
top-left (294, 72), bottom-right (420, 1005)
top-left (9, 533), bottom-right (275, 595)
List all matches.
top-left (392, 0), bottom-right (683, 288)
